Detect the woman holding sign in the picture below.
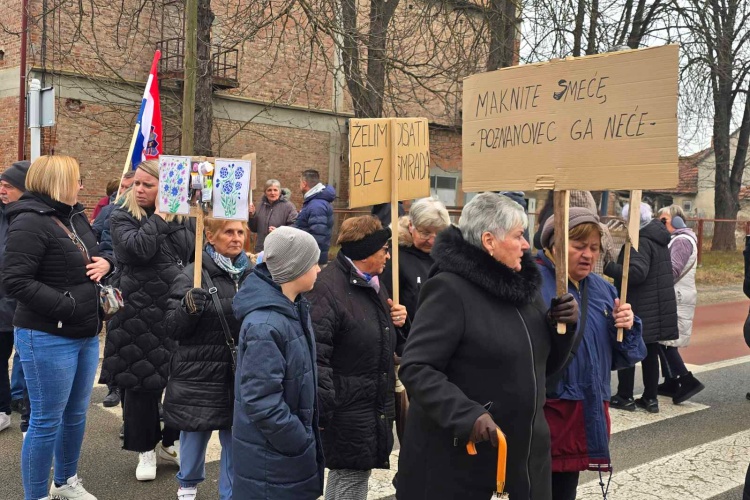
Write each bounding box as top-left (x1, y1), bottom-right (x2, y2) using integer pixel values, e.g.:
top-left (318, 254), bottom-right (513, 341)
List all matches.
top-left (397, 193), bottom-right (578, 500)
top-left (536, 208), bottom-right (645, 500)
top-left (101, 160), bottom-right (195, 482)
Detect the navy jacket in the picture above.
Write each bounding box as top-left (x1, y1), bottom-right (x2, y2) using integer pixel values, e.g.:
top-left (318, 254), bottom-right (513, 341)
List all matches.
top-left (232, 264), bottom-right (324, 500)
top-left (537, 251), bottom-right (645, 470)
top-left (295, 184), bottom-right (335, 265)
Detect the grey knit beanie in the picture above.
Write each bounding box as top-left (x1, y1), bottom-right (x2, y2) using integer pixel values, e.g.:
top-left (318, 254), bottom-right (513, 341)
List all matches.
top-left (540, 207), bottom-right (600, 249)
top-left (265, 226), bottom-right (321, 284)
top-left (1, 161), bottom-right (31, 191)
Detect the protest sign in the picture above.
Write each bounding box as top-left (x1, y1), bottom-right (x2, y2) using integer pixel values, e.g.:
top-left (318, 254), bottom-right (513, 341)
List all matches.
top-left (461, 45), bottom-right (679, 192)
top-left (348, 117), bottom-right (431, 209)
top-left (212, 158), bottom-right (252, 220)
top-left (158, 156), bottom-right (192, 215)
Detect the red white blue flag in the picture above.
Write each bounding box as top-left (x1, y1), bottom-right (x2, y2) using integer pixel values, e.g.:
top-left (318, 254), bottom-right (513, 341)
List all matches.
top-left (131, 50), bottom-right (162, 169)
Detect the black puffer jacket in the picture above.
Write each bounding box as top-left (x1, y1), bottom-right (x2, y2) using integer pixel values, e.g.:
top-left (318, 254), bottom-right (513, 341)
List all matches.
top-left (163, 252), bottom-right (249, 432)
top-left (3, 193), bottom-right (109, 339)
top-left (0, 203), bottom-right (17, 333)
top-left (307, 251), bottom-right (397, 471)
top-left (397, 226), bottom-right (575, 500)
top-left (101, 207), bottom-right (194, 392)
top-left (604, 219), bottom-right (678, 344)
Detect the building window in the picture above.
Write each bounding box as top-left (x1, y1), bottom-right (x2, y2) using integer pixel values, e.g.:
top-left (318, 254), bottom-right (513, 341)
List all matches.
top-left (682, 200), bottom-right (693, 213)
top-left (430, 175), bottom-right (457, 207)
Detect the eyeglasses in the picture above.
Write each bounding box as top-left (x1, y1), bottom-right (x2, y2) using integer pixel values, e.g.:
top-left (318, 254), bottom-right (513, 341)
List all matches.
top-left (78, 179), bottom-right (83, 187)
top-left (380, 244), bottom-right (391, 254)
top-left (660, 218), bottom-right (667, 224)
top-left (415, 228), bottom-right (438, 240)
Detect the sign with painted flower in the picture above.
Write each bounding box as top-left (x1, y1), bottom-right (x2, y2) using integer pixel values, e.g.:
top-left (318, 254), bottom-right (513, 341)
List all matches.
top-left (158, 155), bottom-right (191, 215)
top-left (212, 158), bottom-right (251, 220)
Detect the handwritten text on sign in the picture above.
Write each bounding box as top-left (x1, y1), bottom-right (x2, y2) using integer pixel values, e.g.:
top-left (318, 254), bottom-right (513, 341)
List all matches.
top-left (461, 45), bottom-right (679, 192)
top-left (348, 117), bottom-right (431, 208)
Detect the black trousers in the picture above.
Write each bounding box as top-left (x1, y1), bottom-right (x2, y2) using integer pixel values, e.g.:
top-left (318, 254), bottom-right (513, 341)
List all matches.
top-left (122, 389), bottom-right (179, 453)
top-left (658, 345), bottom-right (689, 379)
top-left (617, 343), bottom-right (661, 400)
top-left (0, 332), bottom-right (13, 414)
top-left (551, 471), bottom-right (580, 500)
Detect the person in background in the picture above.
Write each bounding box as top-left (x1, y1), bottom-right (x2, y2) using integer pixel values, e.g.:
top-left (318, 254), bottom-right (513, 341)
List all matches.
top-left (101, 160), bottom-right (195, 482)
top-left (90, 178), bottom-right (120, 221)
top-left (0, 160), bottom-right (30, 434)
top-left (232, 226), bottom-right (324, 499)
top-left (4, 155), bottom-right (113, 500)
top-left (371, 202), bottom-right (405, 228)
top-left (396, 193), bottom-right (577, 500)
top-left (164, 218), bottom-right (251, 500)
top-left (605, 202), bottom-right (678, 414)
top-left (248, 178), bottom-right (298, 252)
top-left (537, 208), bottom-right (645, 500)
top-left (656, 206), bottom-right (705, 404)
top-left (295, 169), bottom-right (335, 265)
top-left (92, 171), bottom-right (135, 241)
top-left (309, 216), bottom-right (406, 500)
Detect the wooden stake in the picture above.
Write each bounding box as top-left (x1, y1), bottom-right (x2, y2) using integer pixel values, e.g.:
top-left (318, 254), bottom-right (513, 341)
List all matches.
top-left (390, 118), bottom-right (400, 304)
top-left (181, 0), bottom-right (198, 156)
top-left (617, 189), bottom-right (642, 342)
top-left (191, 207), bottom-right (204, 287)
top-left (553, 190), bottom-right (570, 334)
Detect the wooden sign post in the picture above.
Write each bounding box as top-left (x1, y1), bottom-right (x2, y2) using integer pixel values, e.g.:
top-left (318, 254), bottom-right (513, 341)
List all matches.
top-left (553, 191), bottom-right (570, 334)
top-left (348, 117), bottom-right (432, 303)
top-left (461, 46), bottom-right (679, 339)
top-left (617, 189), bottom-right (642, 341)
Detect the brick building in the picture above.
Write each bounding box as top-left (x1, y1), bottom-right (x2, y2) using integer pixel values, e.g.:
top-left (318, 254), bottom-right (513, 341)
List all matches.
top-left (0, 0), bottom-right (484, 212)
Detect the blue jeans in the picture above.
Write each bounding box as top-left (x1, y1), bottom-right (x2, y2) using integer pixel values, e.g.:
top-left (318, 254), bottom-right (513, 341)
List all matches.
top-left (11, 348), bottom-right (26, 400)
top-left (177, 429), bottom-right (233, 500)
top-left (14, 328), bottom-right (99, 500)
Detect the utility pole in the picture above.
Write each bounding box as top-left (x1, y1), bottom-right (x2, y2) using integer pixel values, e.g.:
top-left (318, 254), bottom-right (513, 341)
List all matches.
top-left (28, 79), bottom-right (41, 161)
top-left (181, 0), bottom-right (198, 156)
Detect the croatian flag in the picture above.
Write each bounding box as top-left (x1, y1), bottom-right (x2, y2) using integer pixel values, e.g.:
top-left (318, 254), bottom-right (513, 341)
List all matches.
top-left (130, 50), bottom-right (162, 169)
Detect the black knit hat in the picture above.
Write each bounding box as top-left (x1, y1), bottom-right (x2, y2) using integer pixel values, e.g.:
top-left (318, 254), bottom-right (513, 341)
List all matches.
top-left (1, 161), bottom-right (31, 191)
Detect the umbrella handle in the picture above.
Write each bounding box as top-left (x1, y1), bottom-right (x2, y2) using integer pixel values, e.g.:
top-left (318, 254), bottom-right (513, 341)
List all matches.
top-left (466, 428), bottom-right (507, 494)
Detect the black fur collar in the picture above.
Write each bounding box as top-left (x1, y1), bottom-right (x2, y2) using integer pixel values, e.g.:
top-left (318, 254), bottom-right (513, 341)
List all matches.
top-left (431, 225), bottom-right (541, 306)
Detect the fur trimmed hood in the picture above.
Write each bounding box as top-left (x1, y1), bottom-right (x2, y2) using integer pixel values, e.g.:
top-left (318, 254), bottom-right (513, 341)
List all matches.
top-left (431, 225), bottom-right (541, 306)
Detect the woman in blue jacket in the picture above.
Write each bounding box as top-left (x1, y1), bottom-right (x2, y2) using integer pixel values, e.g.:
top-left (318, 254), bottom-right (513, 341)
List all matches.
top-left (232, 226), bottom-right (324, 499)
top-left (536, 208), bottom-right (646, 500)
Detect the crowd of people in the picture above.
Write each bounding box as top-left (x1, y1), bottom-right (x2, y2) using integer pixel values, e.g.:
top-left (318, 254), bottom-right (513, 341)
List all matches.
top-left (0, 156), bottom-right (707, 500)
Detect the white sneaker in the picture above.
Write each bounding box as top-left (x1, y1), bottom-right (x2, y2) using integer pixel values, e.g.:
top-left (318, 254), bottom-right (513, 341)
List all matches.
top-left (136, 451), bottom-right (157, 481)
top-left (22, 431), bottom-right (27, 440)
top-left (177, 486), bottom-right (197, 500)
top-left (157, 442), bottom-right (180, 467)
top-left (0, 413), bottom-right (10, 432)
top-left (49, 474), bottom-right (97, 499)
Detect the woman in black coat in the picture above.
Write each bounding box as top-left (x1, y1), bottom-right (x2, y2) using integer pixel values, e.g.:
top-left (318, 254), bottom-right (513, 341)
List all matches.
top-left (308, 215), bottom-right (407, 500)
top-left (248, 179), bottom-right (298, 252)
top-left (397, 193), bottom-right (578, 500)
top-left (3, 155), bottom-right (113, 500)
top-left (164, 218), bottom-right (250, 500)
top-left (605, 202), bottom-right (678, 414)
top-left (100, 159), bottom-right (195, 481)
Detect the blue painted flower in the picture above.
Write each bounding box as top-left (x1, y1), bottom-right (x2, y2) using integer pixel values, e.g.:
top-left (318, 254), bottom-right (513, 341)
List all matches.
top-left (235, 167), bottom-right (244, 179)
top-left (177, 177), bottom-right (183, 185)
top-left (168, 170), bottom-right (174, 178)
top-left (171, 187), bottom-right (178, 196)
top-left (222, 182), bottom-right (233, 195)
top-left (220, 167), bottom-right (229, 178)
top-left (235, 181), bottom-right (241, 190)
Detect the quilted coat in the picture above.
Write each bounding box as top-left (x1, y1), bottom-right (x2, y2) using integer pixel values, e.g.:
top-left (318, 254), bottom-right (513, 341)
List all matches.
top-left (163, 252), bottom-right (249, 432)
top-left (295, 184), bottom-right (335, 265)
top-left (101, 207), bottom-right (194, 392)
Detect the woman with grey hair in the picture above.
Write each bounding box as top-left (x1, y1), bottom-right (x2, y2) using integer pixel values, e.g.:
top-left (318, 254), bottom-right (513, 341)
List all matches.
top-left (397, 192), bottom-right (578, 500)
top-left (248, 179), bottom-right (298, 252)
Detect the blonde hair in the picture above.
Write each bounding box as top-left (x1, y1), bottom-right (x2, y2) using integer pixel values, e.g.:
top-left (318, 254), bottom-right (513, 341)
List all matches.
top-left (25, 155), bottom-right (80, 204)
top-left (119, 160), bottom-right (185, 222)
top-left (204, 217), bottom-right (249, 240)
top-left (658, 204), bottom-right (686, 219)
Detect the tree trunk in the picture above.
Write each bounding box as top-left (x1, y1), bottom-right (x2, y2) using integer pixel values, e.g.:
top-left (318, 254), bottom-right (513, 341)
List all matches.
top-left (586, 0), bottom-right (599, 55)
top-left (487, 0), bottom-right (517, 70)
top-left (572, 0), bottom-right (586, 57)
top-left (194, 0), bottom-right (214, 156)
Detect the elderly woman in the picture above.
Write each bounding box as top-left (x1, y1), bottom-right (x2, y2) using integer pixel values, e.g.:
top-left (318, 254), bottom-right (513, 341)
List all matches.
top-left (397, 193), bottom-right (578, 500)
top-left (605, 202), bottom-right (678, 414)
top-left (163, 218), bottom-right (251, 500)
top-left (249, 179), bottom-right (298, 252)
top-left (536, 208), bottom-right (645, 500)
top-left (656, 205), bottom-right (704, 404)
top-left (308, 216), bottom-right (406, 500)
top-left (4, 155), bottom-right (112, 500)
top-left (101, 159), bottom-right (195, 481)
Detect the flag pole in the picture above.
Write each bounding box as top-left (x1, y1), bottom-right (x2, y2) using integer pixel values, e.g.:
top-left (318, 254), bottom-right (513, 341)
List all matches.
top-left (120, 50), bottom-right (161, 183)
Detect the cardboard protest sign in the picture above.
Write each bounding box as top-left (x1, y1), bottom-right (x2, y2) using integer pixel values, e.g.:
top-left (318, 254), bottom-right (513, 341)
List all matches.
top-left (348, 118), bottom-right (431, 208)
top-left (212, 158), bottom-right (251, 220)
top-left (461, 45), bottom-right (679, 192)
top-left (158, 155), bottom-right (192, 215)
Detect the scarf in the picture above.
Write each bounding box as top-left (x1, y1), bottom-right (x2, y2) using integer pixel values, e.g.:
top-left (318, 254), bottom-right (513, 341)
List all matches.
top-left (344, 256), bottom-right (380, 293)
top-left (206, 244), bottom-right (249, 279)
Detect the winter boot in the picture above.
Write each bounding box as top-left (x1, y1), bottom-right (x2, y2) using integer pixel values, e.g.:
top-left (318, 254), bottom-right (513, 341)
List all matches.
top-left (657, 377), bottom-right (680, 398)
top-left (672, 372), bottom-right (705, 404)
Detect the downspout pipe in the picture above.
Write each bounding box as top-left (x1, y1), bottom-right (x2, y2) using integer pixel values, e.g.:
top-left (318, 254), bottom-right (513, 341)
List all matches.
top-left (17, 0), bottom-right (28, 160)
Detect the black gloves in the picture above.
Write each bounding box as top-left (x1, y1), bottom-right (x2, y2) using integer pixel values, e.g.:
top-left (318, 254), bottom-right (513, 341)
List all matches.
top-left (470, 413), bottom-right (500, 447)
top-left (184, 288), bottom-right (210, 315)
top-left (549, 293), bottom-right (578, 325)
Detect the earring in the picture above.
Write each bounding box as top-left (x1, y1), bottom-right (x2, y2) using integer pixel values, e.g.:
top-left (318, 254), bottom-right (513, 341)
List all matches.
top-left (490, 251), bottom-right (494, 258)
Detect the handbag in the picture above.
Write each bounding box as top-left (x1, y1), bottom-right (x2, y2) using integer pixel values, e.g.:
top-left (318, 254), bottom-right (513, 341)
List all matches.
top-left (52, 217), bottom-right (123, 320)
top-left (201, 269), bottom-right (237, 372)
